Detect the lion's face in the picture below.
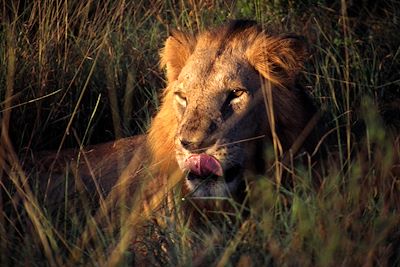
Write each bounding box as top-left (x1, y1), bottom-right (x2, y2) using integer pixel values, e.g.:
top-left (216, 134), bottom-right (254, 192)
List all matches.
top-left (148, 20), bottom-right (313, 199)
top-left (172, 51), bottom-right (265, 197)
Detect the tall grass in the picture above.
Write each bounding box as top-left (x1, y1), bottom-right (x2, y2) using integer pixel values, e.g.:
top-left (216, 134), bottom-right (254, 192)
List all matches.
top-left (1, 0), bottom-right (399, 266)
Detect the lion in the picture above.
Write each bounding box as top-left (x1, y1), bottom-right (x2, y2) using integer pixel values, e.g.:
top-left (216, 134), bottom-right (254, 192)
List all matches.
top-left (33, 20), bottom-right (317, 222)
top-left (24, 20), bottom-right (319, 265)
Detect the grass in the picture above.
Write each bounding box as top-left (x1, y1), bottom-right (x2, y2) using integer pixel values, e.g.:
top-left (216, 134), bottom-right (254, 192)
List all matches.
top-left (1, 0), bottom-right (400, 266)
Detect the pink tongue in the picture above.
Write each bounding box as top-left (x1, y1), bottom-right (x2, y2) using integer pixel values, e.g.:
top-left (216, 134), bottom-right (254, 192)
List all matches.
top-left (184, 154), bottom-right (223, 177)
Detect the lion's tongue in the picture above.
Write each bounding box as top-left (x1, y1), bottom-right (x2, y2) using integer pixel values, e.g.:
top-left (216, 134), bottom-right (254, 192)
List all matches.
top-left (185, 154), bottom-right (223, 177)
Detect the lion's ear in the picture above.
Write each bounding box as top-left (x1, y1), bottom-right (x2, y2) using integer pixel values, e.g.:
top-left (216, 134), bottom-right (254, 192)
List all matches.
top-left (246, 34), bottom-right (309, 87)
top-left (160, 30), bottom-right (196, 83)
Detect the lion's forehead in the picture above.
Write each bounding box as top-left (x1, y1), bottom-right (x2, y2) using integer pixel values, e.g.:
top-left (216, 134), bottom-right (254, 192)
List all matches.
top-left (179, 55), bottom-right (250, 94)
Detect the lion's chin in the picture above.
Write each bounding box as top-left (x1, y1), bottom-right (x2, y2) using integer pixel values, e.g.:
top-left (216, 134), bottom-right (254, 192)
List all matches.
top-left (184, 165), bottom-right (242, 198)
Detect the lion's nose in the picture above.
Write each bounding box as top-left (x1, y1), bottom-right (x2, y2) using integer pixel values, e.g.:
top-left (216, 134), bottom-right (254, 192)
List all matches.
top-left (180, 137), bottom-right (217, 151)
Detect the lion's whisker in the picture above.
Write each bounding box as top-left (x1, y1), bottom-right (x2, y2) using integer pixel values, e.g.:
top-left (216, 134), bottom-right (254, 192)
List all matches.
top-left (191, 135), bottom-right (266, 153)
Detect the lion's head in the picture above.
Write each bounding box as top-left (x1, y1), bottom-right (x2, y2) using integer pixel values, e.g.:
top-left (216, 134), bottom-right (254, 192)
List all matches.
top-left (148, 20), bottom-right (316, 199)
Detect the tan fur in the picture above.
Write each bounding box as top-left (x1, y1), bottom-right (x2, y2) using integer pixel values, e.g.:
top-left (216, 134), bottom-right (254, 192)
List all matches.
top-left (160, 30), bottom-right (197, 83)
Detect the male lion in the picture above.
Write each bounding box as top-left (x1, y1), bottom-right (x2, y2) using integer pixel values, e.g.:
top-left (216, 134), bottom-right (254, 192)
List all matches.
top-left (35, 20), bottom-right (317, 220)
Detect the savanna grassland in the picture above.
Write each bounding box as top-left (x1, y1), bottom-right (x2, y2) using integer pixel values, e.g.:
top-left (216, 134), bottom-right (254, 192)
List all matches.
top-left (1, 1), bottom-right (400, 266)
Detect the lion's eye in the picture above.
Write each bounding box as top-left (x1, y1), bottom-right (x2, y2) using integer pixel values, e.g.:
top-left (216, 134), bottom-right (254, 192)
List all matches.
top-left (227, 88), bottom-right (247, 104)
top-left (231, 89), bottom-right (246, 98)
top-left (174, 91), bottom-right (187, 107)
